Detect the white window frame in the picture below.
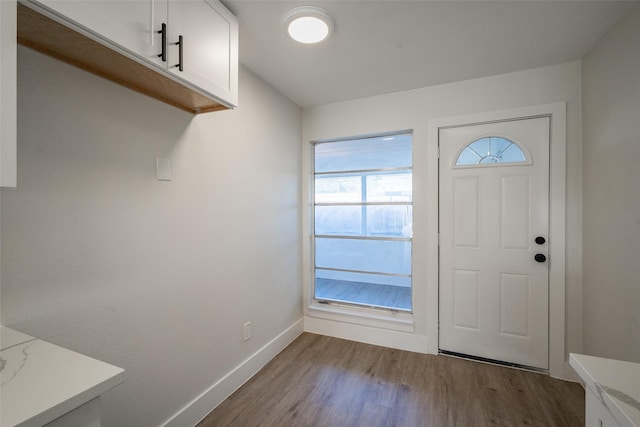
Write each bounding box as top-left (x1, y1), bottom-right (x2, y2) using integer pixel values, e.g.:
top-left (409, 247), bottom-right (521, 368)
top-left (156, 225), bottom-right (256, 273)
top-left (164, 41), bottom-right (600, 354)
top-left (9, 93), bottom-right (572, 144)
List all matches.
top-left (306, 131), bottom-right (416, 332)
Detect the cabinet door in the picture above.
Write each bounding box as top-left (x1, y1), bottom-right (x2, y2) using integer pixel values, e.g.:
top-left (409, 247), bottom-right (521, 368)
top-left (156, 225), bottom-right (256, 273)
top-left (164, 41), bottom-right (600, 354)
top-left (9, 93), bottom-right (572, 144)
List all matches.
top-left (585, 388), bottom-right (621, 427)
top-left (34, 0), bottom-right (168, 68)
top-left (167, 0), bottom-right (238, 106)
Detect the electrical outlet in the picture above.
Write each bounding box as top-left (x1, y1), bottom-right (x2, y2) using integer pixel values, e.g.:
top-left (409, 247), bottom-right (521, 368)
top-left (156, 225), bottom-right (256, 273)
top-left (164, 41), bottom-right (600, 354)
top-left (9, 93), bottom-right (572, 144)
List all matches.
top-left (243, 322), bottom-right (251, 341)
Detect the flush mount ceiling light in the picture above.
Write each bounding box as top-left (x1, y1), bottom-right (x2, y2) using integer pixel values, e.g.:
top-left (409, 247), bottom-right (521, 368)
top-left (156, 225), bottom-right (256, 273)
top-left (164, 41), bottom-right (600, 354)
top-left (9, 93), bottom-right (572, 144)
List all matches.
top-left (285, 6), bottom-right (333, 44)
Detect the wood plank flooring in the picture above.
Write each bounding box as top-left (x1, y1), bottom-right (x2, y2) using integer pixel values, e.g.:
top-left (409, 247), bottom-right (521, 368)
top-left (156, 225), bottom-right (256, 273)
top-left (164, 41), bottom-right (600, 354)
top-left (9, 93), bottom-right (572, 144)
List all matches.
top-left (198, 333), bottom-right (585, 427)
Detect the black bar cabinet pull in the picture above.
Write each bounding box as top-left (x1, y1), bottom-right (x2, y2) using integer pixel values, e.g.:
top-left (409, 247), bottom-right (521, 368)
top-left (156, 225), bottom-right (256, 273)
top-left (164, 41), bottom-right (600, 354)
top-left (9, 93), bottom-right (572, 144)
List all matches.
top-left (175, 35), bottom-right (183, 71)
top-left (157, 23), bottom-right (167, 62)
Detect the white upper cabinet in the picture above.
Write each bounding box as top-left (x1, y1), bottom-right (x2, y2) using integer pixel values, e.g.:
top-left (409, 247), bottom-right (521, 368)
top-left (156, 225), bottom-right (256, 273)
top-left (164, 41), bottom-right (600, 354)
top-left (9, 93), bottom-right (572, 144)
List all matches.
top-left (20, 0), bottom-right (238, 110)
top-left (167, 0), bottom-right (238, 107)
top-left (36, 0), bottom-right (169, 69)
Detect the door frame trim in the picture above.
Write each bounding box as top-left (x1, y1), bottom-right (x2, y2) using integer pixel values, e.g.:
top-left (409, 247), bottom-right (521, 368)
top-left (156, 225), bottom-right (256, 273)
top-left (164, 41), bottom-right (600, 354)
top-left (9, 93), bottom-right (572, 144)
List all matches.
top-left (426, 102), bottom-right (567, 379)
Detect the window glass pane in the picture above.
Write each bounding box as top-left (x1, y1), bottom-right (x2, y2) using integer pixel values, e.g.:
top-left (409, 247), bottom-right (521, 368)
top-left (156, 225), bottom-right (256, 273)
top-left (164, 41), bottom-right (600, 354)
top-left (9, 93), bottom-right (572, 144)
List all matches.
top-left (315, 134), bottom-right (412, 173)
top-left (457, 147), bottom-right (480, 165)
top-left (316, 269), bottom-right (411, 287)
top-left (366, 172), bottom-right (412, 202)
top-left (315, 206), bottom-right (362, 236)
top-left (366, 205), bottom-right (412, 237)
top-left (315, 271), bottom-right (411, 311)
top-left (313, 132), bottom-right (412, 312)
top-left (315, 175), bottom-right (361, 203)
top-left (315, 237), bottom-right (411, 275)
top-left (456, 136), bottom-right (526, 166)
top-left (499, 143), bottom-right (527, 163)
top-left (315, 205), bottom-right (412, 237)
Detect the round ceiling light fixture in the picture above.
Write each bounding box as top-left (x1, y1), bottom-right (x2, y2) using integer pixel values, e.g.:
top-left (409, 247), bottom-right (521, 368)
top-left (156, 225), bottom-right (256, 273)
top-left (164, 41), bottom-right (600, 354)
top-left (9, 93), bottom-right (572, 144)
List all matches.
top-left (285, 6), bottom-right (333, 44)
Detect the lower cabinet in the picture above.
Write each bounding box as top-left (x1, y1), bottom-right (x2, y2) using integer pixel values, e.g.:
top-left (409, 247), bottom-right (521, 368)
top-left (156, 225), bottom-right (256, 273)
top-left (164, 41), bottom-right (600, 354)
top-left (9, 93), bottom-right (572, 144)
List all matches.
top-left (45, 398), bottom-right (102, 427)
top-left (0, 327), bottom-right (125, 427)
top-left (570, 353), bottom-right (639, 427)
top-left (585, 388), bottom-right (622, 427)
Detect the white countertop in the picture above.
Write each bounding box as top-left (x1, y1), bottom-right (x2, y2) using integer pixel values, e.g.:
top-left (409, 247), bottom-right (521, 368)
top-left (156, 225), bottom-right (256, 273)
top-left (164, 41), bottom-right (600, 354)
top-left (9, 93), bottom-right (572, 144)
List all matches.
top-left (1, 327), bottom-right (125, 427)
top-left (570, 353), bottom-right (640, 427)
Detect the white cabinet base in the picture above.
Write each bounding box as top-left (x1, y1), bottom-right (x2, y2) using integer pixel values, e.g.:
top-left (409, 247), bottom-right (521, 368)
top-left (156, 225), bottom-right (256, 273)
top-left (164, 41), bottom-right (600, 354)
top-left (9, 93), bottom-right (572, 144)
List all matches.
top-left (570, 353), bottom-right (640, 427)
top-left (586, 387), bottom-right (622, 427)
top-left (46, 398), bottom-right (101, 427)
top-left (1, 327), bottom-right (124, 427)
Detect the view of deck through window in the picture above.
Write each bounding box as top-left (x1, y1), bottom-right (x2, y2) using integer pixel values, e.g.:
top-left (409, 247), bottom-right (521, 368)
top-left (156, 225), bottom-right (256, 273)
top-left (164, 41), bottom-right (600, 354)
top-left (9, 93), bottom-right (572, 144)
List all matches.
top-left (313, 133), bottom-right (413, 312)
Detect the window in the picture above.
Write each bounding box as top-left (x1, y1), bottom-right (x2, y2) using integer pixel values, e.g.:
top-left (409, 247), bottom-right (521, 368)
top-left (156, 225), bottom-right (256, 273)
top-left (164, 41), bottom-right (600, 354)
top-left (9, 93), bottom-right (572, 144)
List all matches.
top-left (313, 133), bottom-right (413, 312)
top-left (455, 136), bottom-right (527, 166)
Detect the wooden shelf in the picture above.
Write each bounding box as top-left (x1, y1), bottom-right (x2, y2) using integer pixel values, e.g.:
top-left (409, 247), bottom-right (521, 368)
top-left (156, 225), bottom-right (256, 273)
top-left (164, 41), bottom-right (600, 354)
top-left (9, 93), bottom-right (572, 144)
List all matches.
top-left (17, 3), bottom-right (229, 114)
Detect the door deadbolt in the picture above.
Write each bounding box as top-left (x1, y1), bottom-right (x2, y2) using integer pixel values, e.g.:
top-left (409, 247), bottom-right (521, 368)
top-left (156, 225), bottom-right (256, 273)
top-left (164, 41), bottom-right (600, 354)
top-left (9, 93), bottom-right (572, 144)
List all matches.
top-left (534, 253), bottom-right (547, 263)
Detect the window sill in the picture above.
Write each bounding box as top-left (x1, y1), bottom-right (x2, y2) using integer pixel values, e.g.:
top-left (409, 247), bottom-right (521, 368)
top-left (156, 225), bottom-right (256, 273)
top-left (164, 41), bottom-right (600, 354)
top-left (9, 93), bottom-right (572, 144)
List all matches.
top-left (307, 301), bottom-right (415, 333)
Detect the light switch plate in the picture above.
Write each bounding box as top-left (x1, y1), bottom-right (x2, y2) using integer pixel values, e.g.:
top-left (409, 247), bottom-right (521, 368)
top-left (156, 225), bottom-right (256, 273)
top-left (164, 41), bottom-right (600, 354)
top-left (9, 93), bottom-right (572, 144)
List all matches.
top-left (156, 157), bottom-right (172, 181)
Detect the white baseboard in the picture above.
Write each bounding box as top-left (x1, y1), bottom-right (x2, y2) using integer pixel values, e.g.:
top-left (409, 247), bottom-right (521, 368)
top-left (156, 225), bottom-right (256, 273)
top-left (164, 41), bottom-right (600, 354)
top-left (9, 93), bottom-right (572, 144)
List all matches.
top-left (160, 318), bottom-right (304, 427)
top-left (304, 316), bottom-right (429, 354)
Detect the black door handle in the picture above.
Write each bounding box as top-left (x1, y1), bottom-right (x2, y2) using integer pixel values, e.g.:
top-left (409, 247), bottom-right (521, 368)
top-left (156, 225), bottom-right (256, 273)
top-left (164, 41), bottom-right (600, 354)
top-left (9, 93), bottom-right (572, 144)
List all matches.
top-left (174, 35), bottom-right (183, 71)
top-left (535, 253), bottom-right (547, 263)
top-left (535, 236), bottom-right (546, 245)
top-left (157, 23), bottom-right (167, 62)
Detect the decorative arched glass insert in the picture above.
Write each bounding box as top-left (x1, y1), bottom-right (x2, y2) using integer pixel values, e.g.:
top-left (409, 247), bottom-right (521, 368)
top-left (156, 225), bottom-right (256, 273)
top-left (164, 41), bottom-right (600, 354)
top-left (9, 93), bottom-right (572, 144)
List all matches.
top-left (455, 136), bottom-right (527, 166)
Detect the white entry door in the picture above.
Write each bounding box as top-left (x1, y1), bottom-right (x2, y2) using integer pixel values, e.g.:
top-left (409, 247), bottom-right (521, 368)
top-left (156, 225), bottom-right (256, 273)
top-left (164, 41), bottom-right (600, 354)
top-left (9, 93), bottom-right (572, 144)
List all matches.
top-left (439, 117), bottom-right (550, 369)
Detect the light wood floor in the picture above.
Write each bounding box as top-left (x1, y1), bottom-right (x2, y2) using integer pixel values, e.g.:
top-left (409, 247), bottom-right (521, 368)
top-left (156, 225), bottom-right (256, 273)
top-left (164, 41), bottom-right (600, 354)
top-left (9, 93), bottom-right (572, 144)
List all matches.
top-left (198, 333), bottom-right (585, 427)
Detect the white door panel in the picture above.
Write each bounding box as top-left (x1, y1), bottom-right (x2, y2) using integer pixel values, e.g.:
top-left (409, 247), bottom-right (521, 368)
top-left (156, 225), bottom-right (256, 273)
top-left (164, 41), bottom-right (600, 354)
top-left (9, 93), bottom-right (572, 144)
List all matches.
top-left (439, 117), bottom-right (550, 369)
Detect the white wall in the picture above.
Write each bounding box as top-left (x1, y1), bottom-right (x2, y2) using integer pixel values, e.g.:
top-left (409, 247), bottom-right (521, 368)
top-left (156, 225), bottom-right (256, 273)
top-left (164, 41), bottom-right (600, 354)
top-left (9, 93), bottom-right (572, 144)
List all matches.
top-left (0, 46), bottom-right (302, 426)
top-left (582, 3), bottom-right (640, 363)
top-left (302, 61), bottom-right (583, 376)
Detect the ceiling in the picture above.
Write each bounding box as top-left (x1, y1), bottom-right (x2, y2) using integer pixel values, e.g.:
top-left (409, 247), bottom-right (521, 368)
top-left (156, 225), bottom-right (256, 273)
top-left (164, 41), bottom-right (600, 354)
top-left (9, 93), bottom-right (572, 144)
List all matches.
top-left (224, 0), bottom-right (637, 108)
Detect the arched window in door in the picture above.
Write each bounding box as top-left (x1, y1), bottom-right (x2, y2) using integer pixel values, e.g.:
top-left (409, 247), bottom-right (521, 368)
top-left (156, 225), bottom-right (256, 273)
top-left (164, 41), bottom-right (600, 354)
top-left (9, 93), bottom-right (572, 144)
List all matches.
top-left (455, 136), bottom-right (528, 166)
